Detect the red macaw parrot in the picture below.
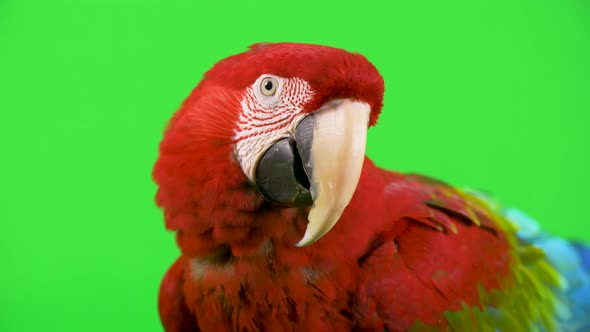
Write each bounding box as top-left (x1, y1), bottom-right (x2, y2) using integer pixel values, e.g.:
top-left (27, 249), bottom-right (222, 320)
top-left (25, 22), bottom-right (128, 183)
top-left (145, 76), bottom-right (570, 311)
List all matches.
top-left (153, 43), bottom-right (590, 331)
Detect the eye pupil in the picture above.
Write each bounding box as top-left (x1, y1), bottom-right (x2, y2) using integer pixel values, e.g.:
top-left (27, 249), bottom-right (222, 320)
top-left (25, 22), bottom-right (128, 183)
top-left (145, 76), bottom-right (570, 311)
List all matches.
top-left (264, 80), bottom-right (273, 91)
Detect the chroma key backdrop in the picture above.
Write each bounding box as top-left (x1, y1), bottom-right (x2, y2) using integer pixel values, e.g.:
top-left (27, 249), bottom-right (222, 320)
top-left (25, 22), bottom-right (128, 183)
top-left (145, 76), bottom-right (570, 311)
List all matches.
top-left (1, 0), bottom-right (588, 331)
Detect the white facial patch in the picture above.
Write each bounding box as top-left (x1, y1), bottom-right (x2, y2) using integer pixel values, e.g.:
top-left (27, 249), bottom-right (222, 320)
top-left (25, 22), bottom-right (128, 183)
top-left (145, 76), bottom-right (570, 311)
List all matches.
top-left (234, 75), bottom-right (314, 181)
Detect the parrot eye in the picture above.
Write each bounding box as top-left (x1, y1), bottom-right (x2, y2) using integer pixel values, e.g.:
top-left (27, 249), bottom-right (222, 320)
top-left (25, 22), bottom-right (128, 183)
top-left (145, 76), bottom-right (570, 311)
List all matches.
top-left (260, 77), bottom-right (277, 96)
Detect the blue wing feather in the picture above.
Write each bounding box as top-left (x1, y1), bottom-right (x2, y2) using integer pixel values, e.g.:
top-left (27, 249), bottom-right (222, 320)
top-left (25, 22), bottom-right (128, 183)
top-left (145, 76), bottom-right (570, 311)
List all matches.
top-left (572, 243), bottom-right (590, 272)
top-left (504, 208), bottom-right (590, 331)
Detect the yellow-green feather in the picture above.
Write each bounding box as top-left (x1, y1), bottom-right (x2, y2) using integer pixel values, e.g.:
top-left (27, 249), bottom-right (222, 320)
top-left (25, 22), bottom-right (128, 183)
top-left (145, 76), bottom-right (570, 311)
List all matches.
top-left (409, 190), bottom-right (563, 331)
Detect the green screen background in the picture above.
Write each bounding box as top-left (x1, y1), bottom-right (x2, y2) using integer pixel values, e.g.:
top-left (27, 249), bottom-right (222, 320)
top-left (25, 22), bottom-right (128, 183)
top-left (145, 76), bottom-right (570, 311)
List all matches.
top-left (1, 0), bottom-right (588, 331)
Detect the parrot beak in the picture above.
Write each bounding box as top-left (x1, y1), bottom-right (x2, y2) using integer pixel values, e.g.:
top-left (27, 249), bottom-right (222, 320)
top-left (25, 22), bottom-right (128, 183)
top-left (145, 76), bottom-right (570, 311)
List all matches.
top-left (295, 100), bottom-right (370, 246)
top-left (255, 99), bottom-right (370, 247)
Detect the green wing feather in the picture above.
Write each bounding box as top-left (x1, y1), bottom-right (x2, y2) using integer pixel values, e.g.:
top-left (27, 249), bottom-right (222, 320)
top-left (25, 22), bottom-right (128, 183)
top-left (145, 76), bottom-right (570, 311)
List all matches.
top-left (409, 190), bottom-right (562, 332)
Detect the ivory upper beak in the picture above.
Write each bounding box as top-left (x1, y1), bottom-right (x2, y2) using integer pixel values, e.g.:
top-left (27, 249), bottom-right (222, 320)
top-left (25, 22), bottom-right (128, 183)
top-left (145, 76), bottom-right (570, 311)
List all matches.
top-left (296, 100), bottom-right (370, 247)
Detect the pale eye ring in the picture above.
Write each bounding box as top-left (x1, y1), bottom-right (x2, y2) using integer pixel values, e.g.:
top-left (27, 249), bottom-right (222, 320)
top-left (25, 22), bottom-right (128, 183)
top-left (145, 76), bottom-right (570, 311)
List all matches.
top-left (260, 77), bottom-right (278, 96)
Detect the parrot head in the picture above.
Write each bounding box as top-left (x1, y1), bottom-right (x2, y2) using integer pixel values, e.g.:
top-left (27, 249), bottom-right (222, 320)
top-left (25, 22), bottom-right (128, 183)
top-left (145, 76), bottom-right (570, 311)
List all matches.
top-left (154, 43), bottom-right (384, 247)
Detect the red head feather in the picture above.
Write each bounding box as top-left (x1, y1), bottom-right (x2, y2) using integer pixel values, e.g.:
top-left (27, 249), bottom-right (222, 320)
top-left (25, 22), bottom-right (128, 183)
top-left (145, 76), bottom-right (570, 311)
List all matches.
top-left (153, 42), bottom-right (385, 257)
top-left (203, 42), bottom-right (384, 125)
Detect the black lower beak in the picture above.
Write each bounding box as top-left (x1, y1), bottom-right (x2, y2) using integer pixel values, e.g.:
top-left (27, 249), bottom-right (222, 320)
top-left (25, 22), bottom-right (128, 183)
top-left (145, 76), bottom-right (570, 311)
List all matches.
top-left (255, 115), bottom-right (315, 207)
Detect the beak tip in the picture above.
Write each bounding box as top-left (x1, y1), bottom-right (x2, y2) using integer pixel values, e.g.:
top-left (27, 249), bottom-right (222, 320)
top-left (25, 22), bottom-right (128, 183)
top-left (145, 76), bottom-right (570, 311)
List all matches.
top-left (295, 232), bottom-right (314, 247)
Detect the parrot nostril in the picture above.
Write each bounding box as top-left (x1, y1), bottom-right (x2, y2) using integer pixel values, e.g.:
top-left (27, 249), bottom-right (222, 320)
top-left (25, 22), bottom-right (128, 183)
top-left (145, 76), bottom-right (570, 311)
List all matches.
top-left (292, 142), bottom-right (310, 190)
